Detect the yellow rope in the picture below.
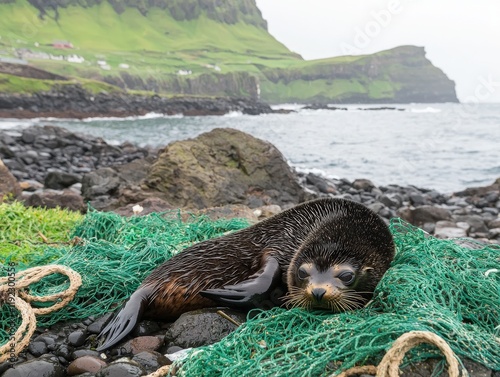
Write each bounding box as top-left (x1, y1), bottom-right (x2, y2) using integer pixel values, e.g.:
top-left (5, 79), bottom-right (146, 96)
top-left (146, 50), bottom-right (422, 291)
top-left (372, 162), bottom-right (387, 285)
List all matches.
top-left (0, 265), bottom-right (82, 363)
top-left (336, 331), bottom-right (462, 377)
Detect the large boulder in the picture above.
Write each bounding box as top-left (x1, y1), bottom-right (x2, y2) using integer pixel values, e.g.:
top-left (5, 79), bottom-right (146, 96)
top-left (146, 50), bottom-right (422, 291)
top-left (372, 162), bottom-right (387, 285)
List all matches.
top-left (81, 158), bottom-right (156, 210)
top-left (144, 128), bottom-right (307, 209)
top-left (23, 189), bottom-right (85, 212)
top-left (453, 178), bottom-right (500, 208)
top-left (397, 205), bottom-right (452, 226)
top-left (0, 158), bottom-right (21, 201)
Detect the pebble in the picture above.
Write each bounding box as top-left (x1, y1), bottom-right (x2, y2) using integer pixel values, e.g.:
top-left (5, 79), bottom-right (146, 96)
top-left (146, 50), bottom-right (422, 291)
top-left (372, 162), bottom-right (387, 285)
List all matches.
top-left (165, 309), bottom-right (246, 348)
top-left (434, 221), bottom-right (468, 238)
top-left (132, 351), bottom-right (171, 374)
top-left (87, 313), bottom-right (113, 334)
top-left (67, 330), bottom-right (87, 347)
top-left (27, 341), bottom-right (48, 357)
top-left (125, 336), bottom-right (163, 354)
top-left (67, 356), bottom-right (107, 375)
top-left (130, 321), bottom-right (161, 338)
top-left (2, 357), bottom-right (65, 377)
top-left (71, 349), bottom-right (102, 359)
top-left (95, 360), bottom-right (146, 377)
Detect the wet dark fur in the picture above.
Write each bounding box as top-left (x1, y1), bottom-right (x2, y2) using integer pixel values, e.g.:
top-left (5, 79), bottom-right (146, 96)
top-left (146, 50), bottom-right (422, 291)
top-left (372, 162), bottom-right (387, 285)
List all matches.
top-left (97, 198), bottom-right (395, 350)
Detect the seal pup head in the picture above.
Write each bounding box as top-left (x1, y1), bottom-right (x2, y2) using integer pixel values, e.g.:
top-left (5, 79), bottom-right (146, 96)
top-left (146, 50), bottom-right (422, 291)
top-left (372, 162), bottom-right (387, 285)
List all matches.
top-left (284, 210), bottom-right (394, 312)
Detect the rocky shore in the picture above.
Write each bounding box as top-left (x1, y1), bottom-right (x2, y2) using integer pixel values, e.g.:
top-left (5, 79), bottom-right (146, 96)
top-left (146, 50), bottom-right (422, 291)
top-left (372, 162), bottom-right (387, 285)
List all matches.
top-left (0, 125), bottom-right (499, 377)
top-left (1, 125), bottom-right (499, 243)
top-left (0, 84), bottom-right (278, 119)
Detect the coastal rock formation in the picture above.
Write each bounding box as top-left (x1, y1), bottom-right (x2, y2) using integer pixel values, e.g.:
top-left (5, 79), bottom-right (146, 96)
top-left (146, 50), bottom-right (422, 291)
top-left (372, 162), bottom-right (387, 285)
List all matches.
top-left (144, 128), bottom-right (309, 209)
top-left (260, 46), bottom-right (458, 104)
top-left (0, 158), bottom-right (21, 201)
top-left (0, 84), bottom-right (274, 118)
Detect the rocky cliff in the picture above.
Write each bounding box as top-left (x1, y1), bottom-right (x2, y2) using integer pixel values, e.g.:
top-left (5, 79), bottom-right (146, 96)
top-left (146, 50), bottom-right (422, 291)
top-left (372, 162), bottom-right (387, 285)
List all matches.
top-left (13, 0), bottom-right (267, 28)
top-left (0, 81), bottom-right (275, 118)
top-left (260, 46), bottom-right (458, 103)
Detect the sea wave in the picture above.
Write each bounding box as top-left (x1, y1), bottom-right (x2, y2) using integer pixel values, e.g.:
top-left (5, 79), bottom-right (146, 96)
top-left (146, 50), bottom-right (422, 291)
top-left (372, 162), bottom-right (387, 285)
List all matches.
top-left (292, 165), bottom-right (340, 180)
top-left (223, 111), bottom-right (243, 117)
top-left (81, 112), bottom-right (171, 122)
top-left (410, 107), bottom-right (442, 113)
top-left (0, 121), bottom-right (32, 130)
top-left (271, 103), bottom-right (304, 111)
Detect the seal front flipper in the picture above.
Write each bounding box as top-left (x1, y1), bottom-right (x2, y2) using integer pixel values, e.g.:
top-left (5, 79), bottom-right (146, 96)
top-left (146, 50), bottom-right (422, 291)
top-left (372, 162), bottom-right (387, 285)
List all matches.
top-left (97, 287), bottom-right (151, 351)
top-left (200, 256), bottom-right (281, 308)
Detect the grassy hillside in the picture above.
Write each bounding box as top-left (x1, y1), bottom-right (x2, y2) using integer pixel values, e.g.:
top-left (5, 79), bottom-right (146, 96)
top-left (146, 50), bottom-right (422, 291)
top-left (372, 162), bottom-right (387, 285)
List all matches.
top-left (0, 0), bottom-right (297, 75)
top-left (0, 0), bottom-right (457, 103)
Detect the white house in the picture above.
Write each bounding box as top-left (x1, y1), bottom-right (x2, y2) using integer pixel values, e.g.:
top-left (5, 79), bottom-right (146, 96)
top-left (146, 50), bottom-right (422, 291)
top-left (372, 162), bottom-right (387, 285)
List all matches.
top-left (67, 55), bottom-right (85, 63)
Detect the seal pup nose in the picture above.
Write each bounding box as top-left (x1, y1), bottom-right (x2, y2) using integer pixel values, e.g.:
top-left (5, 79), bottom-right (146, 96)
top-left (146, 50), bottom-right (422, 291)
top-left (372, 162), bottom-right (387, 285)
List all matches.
top-left (312, 287), bottom-right (326, 302)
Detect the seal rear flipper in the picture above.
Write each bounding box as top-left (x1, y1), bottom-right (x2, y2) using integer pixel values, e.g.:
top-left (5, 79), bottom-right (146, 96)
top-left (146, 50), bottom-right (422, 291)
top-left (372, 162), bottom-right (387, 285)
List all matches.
top-left (200, 256), bottom-right (281, 308)
top-left (96, 288), bottom-right (151, 351)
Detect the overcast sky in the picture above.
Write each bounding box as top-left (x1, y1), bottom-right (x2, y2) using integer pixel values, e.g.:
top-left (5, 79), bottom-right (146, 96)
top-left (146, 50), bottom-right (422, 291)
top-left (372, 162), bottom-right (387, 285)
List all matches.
top-left (256, 0), bottom-right (500, 102)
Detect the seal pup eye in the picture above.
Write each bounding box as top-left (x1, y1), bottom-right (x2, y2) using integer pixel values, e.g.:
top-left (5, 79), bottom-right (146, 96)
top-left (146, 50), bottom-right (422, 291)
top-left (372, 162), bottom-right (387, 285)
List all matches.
top-left (298, 267), bottom-right (309, 280)
top-left (337, 271), bottom-right (355, 285)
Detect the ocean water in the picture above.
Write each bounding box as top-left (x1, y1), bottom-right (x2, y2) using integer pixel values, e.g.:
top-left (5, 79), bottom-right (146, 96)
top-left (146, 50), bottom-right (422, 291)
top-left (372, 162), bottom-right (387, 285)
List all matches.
top-left (1, 103), bottom-right (499, 193)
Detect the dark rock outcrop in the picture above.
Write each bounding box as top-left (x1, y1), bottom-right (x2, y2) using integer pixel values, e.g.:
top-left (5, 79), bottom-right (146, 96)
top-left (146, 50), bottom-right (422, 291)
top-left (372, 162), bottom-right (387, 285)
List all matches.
top-left (144, 128), bottom-right (309, 209)
top-left (0, 158), bottom-right (21, 201)
top-left (397, 205), bottom-right (452, 227)
top-left (45, 171), bottom-right (81, 190)
top-left (81, 157), bottom-right (157, 211)
top-left (0, 84), bottom-right (274, 118)
top-left (24, 189), bottom-right (85, 212)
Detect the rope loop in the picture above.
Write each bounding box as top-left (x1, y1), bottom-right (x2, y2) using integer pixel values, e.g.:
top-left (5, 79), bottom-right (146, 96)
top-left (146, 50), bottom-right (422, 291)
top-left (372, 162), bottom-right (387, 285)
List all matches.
top-left (0, 265), bottom-right (82, 363)
top-left (337, 330), bottom-right (461, 377)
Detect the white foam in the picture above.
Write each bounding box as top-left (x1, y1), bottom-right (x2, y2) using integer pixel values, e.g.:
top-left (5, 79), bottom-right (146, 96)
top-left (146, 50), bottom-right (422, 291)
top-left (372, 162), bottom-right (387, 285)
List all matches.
top-left (270, 103), bottom-right (304, 111)
top-left (0, 120), bottom-right (32, 130)
top-left (292, 165), bottom-right (340, 180)
top-left (81, 112), bottom-right (168, 122)
top-left (223, 111), bottom-right (243, 117)
top-left (410, 107), bottom-right (442, 113)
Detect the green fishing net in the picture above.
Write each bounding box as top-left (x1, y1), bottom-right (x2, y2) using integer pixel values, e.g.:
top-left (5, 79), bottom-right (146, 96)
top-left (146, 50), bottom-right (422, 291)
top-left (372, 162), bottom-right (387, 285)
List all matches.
top-left (1, 209), bottom-right (499, 376)
top-left (177, 219), bottom-right (500, 376)
top-left (0, 209), bottom-right (250, 339)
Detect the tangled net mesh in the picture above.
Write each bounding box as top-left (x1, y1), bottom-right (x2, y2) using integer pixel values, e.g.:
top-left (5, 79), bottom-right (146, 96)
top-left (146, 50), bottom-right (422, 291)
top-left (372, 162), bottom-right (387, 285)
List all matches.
top-left (1, 210), bottom-right (499, 376)
top-left (176, 219), bottom-right (500, 376)
top-left (0, 209), bottom-right (250, 335)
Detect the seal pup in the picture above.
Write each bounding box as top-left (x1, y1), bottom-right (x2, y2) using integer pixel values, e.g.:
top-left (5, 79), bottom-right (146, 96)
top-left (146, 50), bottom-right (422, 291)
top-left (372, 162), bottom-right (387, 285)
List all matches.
top-left (97, 198), bottom-right (394, 350)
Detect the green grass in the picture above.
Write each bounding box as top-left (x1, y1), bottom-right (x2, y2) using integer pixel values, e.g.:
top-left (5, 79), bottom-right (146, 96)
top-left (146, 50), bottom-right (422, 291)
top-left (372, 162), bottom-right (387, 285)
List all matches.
top-left (0, 72), bottom-right (55, 93)
top-left (0, 201), bottom-right (83, 264)
top-left (260, 78), bottom-right (368, 103)
top-left (0, 72), bottom-right (122, 94)
top-left (367, 79), bottom-right (398, 99)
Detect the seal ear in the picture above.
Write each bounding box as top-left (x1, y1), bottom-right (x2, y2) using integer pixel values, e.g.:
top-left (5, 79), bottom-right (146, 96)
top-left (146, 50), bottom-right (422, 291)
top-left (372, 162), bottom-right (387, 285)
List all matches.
top-left (360, 266), bottom-right (374, 275)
